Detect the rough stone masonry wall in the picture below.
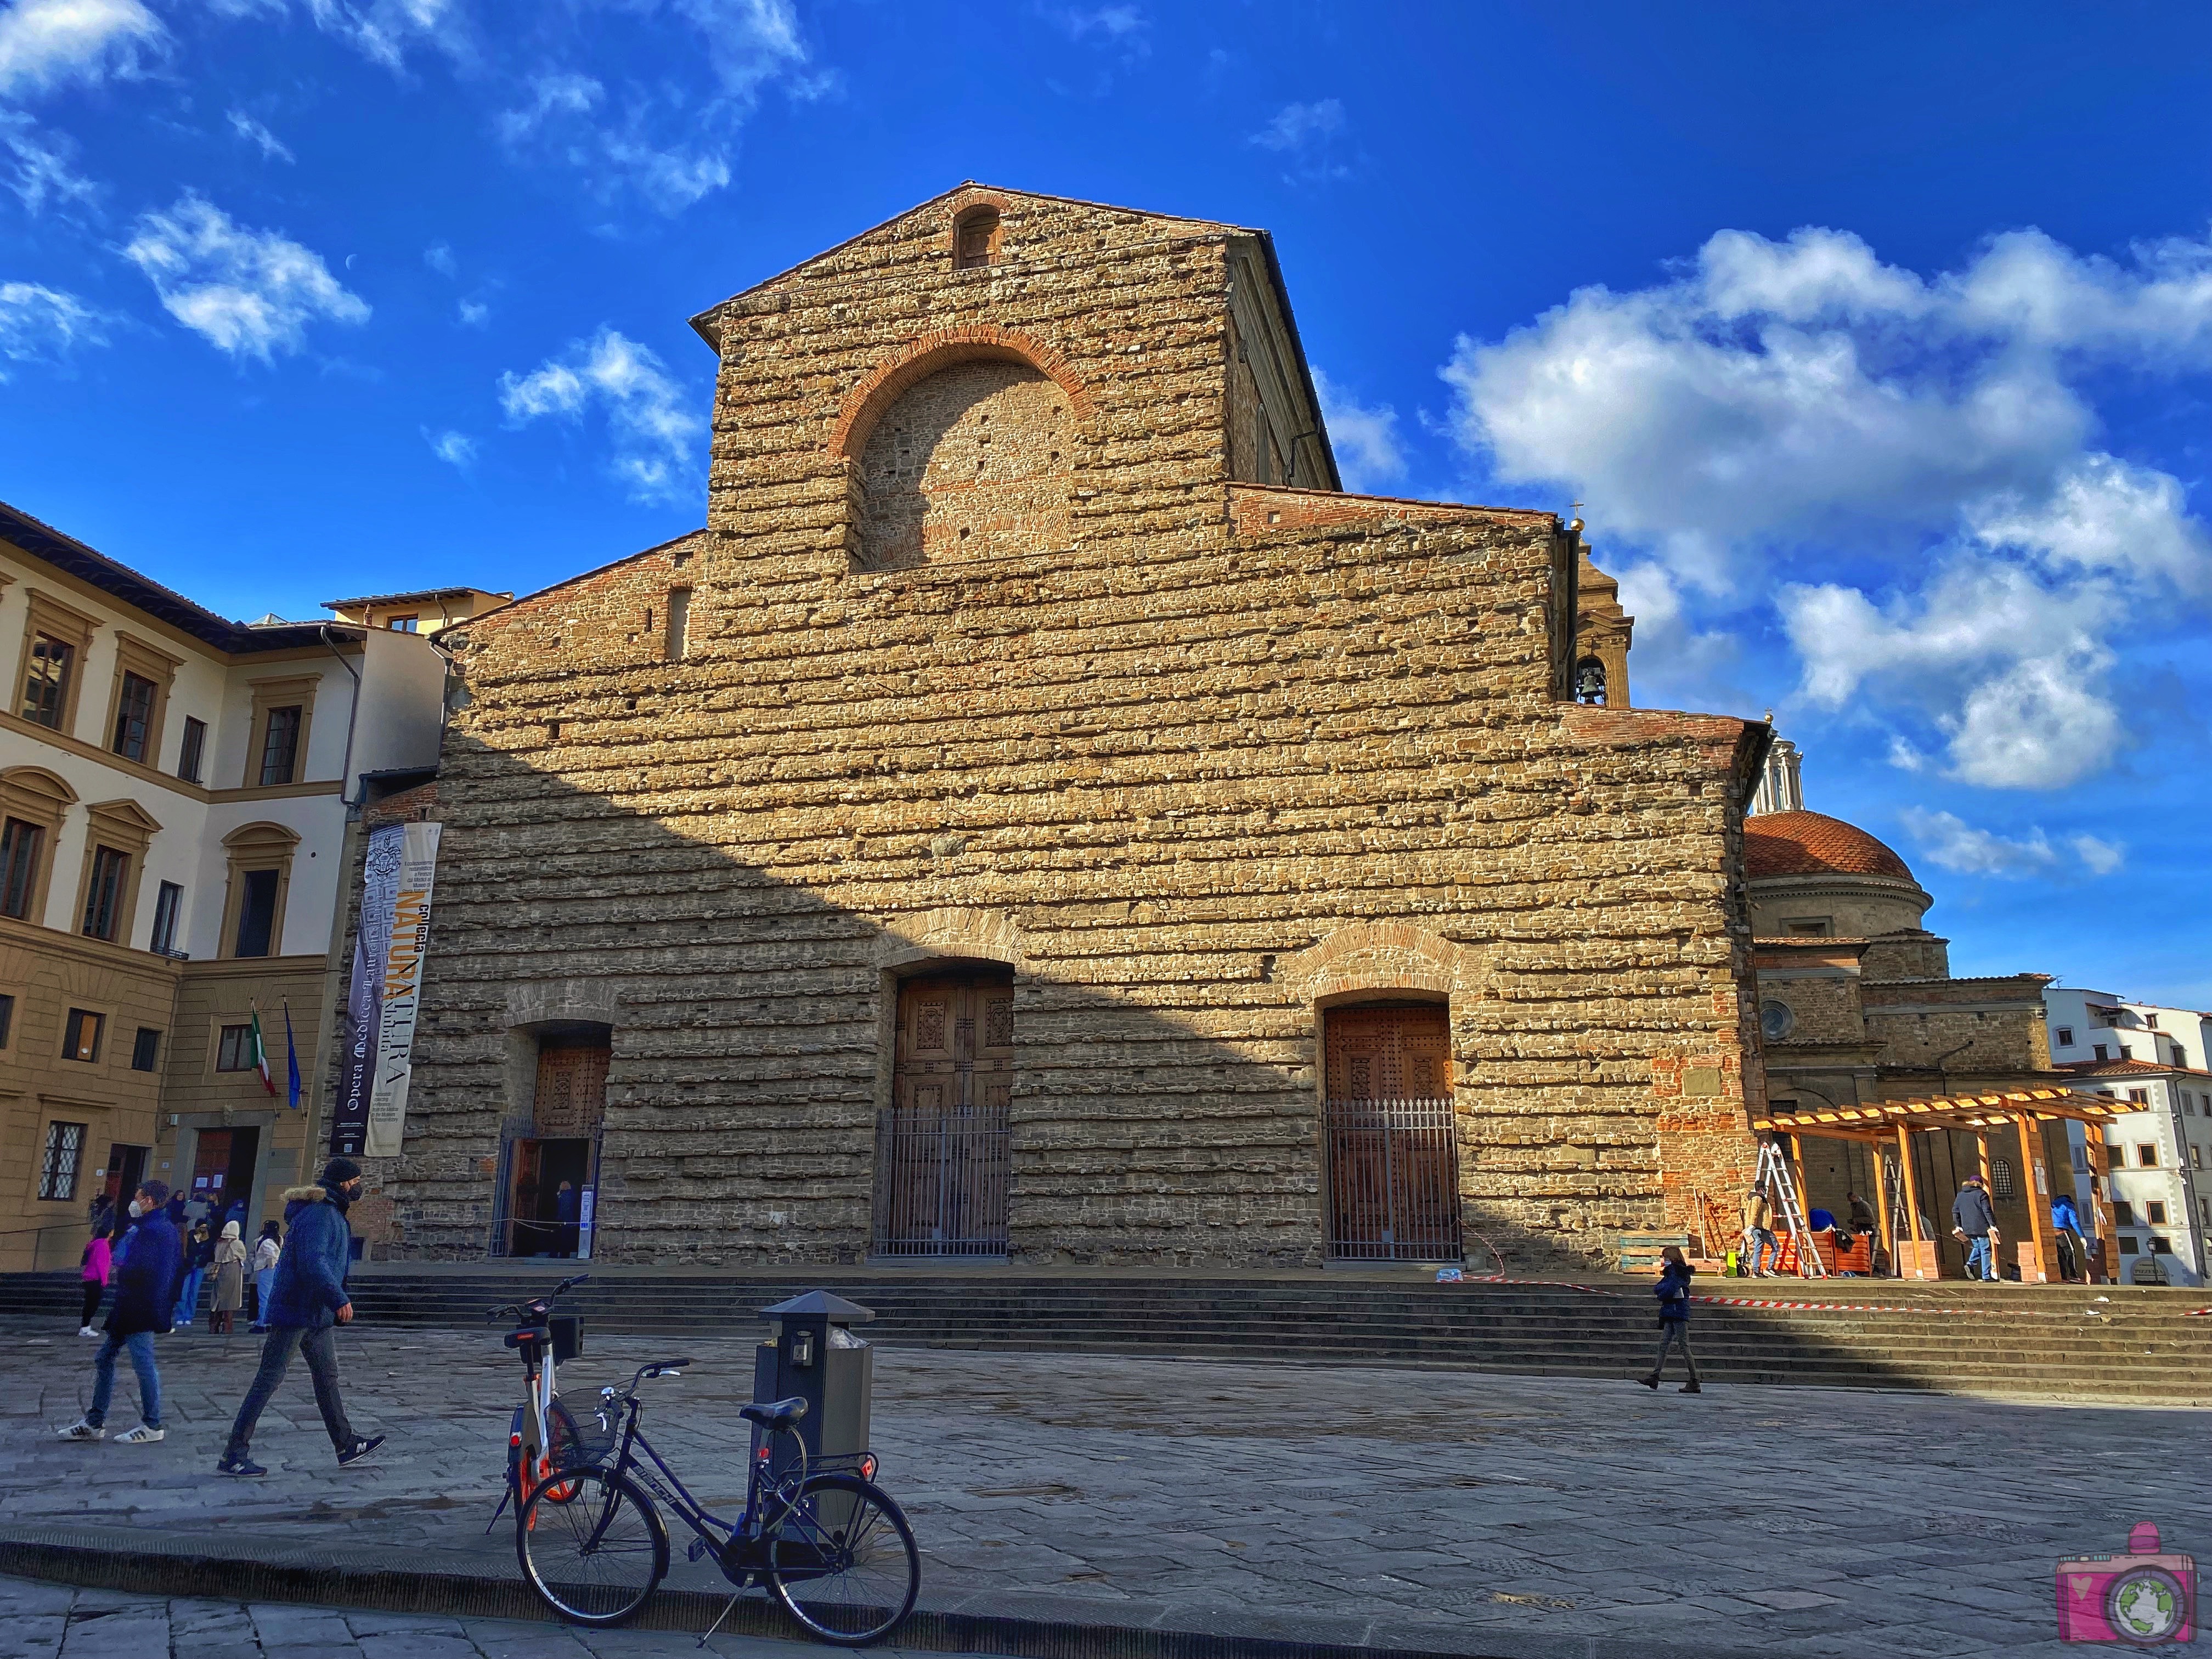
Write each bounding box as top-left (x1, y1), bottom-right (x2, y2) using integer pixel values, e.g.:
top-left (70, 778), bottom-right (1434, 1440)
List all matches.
top-left (376, 189), bottom-right (1765, 1268)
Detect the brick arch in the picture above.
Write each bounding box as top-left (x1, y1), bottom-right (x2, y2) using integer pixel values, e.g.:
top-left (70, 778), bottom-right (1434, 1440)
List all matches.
top-left (828, 327), bottom-right (1094, 464)
top-left (1285, 922), bottom-right (1481, 1002)
top-left (874, 905), bottom-right (1026, 974)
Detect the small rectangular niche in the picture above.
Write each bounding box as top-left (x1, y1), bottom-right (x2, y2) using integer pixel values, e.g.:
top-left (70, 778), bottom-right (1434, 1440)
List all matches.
top-left (666, 587), bottom-right (692, 660)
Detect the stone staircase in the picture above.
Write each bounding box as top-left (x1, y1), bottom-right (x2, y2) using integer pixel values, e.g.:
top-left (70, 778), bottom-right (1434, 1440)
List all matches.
top-left (3, 1267), bottom-right (2200, 1402)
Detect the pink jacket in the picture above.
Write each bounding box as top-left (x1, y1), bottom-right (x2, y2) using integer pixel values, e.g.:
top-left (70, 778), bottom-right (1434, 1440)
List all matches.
top-left (80, 1235), bottom-right (111, 1284)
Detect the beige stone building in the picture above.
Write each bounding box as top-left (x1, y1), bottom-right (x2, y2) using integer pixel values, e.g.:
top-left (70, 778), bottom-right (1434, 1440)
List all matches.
top-left (1742, 749), bottom-right (2068, 1271)
top-left (0, 501), bottom-right (492, 1267)
top-left (373, 184), bottom-right (1776, 1271)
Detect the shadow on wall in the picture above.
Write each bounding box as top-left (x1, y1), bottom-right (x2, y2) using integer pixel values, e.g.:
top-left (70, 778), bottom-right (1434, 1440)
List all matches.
top-left (373, 733), bottom-right (1723, 1274)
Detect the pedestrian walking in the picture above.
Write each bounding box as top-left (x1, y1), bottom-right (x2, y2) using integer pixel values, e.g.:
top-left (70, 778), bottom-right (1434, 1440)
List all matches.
top-left (1638, 1245), bottom-right (1702, 1393)
top-left (216, 1158), bottom-right (384, 1477)
top-left (1740, 1185), bottom-right (1779, 1277)
top-left (172, 1220), bottom-right (212, 1329)
top-left (76, 1225), bottom-right (112, 1336)
top-left (249, 1222), bottom-right (281, 1333)
top-left (57, 1182), bottom-right (179, 1445)
top-left (210, 1221), bottom-right (249, 1335)
top-left (2052, 1191), bottom-right (2086, 1282)
top-left (1952, 1175), bottom-right (2001, 1281)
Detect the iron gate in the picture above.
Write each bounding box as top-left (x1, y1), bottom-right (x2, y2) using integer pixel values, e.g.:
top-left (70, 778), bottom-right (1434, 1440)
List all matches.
top-left (872, 1101), bottom-right (1011, 1257)
top-left (1324, 1096), bottom-right (1464, 1261)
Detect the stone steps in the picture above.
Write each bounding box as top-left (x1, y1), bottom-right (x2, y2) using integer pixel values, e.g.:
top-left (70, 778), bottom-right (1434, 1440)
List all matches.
top-left (6, 1267), bottom-right (2197, 1400)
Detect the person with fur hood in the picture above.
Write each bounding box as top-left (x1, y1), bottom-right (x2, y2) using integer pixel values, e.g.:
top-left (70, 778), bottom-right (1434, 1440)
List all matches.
top-left (215, 1158), bottom-right (385, 1477)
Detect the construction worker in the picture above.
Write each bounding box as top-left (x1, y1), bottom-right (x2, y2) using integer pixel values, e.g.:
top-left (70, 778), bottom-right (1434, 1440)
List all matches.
top-left (1741, 1185), bottom-right (1779, 1278)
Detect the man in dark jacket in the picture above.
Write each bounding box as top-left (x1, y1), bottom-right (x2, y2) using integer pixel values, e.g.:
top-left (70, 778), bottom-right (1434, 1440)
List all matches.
top-left (216, 1158), bottom-right (384, 1477)
top-left (1953, 1175), bottom-right (2001, 1280)
top-left (58, 1181), bottom-right (178, 1444)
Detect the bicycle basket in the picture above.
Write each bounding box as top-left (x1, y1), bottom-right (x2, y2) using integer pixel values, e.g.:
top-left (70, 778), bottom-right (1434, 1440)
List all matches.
top-left (554, 1423), bottom-right (620, 1470)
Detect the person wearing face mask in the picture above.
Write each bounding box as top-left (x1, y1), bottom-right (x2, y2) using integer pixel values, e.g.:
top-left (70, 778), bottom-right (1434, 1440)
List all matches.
top-left (215, 1159), bottom-right (385, 1477)
top-left (57, 1182), bottom-right (180, 1445)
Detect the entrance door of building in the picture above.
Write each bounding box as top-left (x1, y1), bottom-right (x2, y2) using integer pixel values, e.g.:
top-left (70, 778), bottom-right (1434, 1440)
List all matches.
top-left (874, 968), bottom-right (1013, 1258)
top-left (1322, 1004), bottom-right (1463, 1261)
top-left (101, 1144), bottom-right (148, 1212)
top-left (187, 1126), bottom-right (260, 1227)
top-left (507, 1137), bottom-right (593, 1257)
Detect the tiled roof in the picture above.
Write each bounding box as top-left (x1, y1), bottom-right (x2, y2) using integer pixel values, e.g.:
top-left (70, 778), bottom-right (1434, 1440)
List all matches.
top-left (1745, 810), bottom-right (1916, 883)
top-left (2059, 1058), bottom-right (2212, 1081)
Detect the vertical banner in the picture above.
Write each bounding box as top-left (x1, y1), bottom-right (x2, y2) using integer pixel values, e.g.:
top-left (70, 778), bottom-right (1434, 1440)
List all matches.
top-left (365, 822), bottom-right (442, 1158)
top-left (330, 825), bottom-right (404, 1158)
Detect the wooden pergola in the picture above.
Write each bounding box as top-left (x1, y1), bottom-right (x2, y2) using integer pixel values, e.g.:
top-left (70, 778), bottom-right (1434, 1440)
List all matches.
top-left (1749, 1088), bottom-right (2132, 1283)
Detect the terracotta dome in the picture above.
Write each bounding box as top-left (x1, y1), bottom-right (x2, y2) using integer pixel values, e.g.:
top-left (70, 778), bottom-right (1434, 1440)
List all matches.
top-left (1743, 811), bottom-right (1915, 883)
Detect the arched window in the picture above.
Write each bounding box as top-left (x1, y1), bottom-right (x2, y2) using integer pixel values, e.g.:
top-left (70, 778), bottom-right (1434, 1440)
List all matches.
top-left (1573, 657), bottom-right (1607, 705)
top-left (1991, 1157), bottom-right (2015, 1200)
top-left (953, 207), bottom-right (1000, 270)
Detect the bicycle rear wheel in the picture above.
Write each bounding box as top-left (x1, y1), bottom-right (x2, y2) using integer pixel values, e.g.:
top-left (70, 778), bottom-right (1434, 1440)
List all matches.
top-left (516, 1465), bottom-right (668, 1627)
top-left (766, 1472), bottom-right (919, 1645)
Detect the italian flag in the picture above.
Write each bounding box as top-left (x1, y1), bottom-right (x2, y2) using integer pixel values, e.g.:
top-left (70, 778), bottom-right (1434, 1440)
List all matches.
top-left (249, 1007), bottom-right (277, 1097)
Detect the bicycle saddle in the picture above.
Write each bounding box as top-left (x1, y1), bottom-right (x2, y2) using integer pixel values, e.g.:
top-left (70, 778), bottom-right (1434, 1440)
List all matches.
top-left (738, 1396), bottom-right (809, 1431)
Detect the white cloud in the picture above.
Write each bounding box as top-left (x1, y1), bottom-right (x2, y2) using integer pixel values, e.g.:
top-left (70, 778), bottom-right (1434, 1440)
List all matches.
top-left (1311, 366), bottom-right (1403, 495)
top-left (423, 426), bottom-right (475, 467)
top-left (2, 113), bottom-right (95, 213)
top-left (306, 0), bottom-right (462, 70)
top-left (498, 326), bottom-right (702, 503)
top-left (227, 109), bottom-right (294, 163)
top-left (456, 296), bottom-right (487, 326)
top-left (1900, 807), bottom-right (2124, 880)
top-left (1250, 98), bottom-right (1348, 182)
top-left (122, 194), bottom-right (369, 362)
top-left (0, 279), bottom-right (104, 371)
top-left (1050, 4), bottom-right (1148, 54)
top-left (1444, 223), bottom-right (2212, 790)
top-left (422, 241), bottom-right (455, 276)
top-left (0, 0), bottom-right (163, 98)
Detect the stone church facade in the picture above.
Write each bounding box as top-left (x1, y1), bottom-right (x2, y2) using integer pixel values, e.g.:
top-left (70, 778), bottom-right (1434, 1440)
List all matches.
top-left (373, 185), bottom-right (1769, 1268)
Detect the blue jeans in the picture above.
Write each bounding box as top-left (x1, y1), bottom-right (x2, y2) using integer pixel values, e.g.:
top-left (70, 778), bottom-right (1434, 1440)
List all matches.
top-left (88, 1331), bottom-right (161, 1429)
top-left (1743, 1229), bottom-right (1777, 1274)
top-left (253, 1267), bottom-right (275, 1323)
top-left (172, 1268), bottom-right (204, 1325)
top-left (1965, 1235), bottom-right (1997, 1280)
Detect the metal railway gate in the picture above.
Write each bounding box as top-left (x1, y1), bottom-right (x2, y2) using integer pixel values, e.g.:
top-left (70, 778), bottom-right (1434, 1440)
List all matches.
top-left (1323, 1004), bottom-right (1464, 1262)
top-left (873, 969), bottom-right (1013, 1258)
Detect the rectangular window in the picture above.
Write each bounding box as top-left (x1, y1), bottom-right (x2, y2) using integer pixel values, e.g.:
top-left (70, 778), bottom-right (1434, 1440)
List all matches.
top-left (176, 715), bottom-right (207, 783)
top-left (2187, 1093), bottom-right (2199, 1116)
top-left (0, 817), bottom-right (41, 919)
top-left (233, 868), bottom-right (279, 957)
top-left (0, 990), bottom-right (13, 1047)
top-left (216, 1023), bottom-right (254, 1071)
top-left (258, 706), bottom-right (302, 786)
top-left (665, 587), bottom-right (691, 659)
top-left (2147, 1201), bottom-right (2169, 1225)
top-left (2149, 1236), bottom-right (2173, 1255)
top-left (18, 633), bottom-right (72, 727)
top-left (2193, 1147), bottom-right (2204, 1170)
top-left (2055, 1027), bottom-right (2075, 1047)
top-left (36, 1121), bottom-right (85, 1201)
top-left (61, 1008), bottom-right (101, 1063)
top-left (130, 1027), bottom-right (161, 1071)
top-left (2147, 1012), bottom-right (2162, 1029)
top-left (2093, 1045), bottom-right (2110, 1062)
top-left (2113, 1200), bottom-right (2136, 1227)
top-left (2128, 1088), bottom-right (2149, 1104)
top-left (110, 671), bottom-right (156, 761)
top-left (79, 845), bottom-right (128, 941)
top-left (386, 615), bottom-right (419, 631)
top-left (2119, 1235), bottom-right (2139, 1255)
top-left (2138, 1143), bottom-right (2159, 1167)
top-left (149, 881), bottom-right (183, 955)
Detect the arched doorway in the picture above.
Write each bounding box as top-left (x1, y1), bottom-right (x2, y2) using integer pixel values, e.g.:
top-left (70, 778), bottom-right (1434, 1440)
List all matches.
top-left (873, 965), bottom-right (1013, 1257)
top-left (498, 1024), bottom-right (610, 1258)
top-left (1322, 1002), bottom-right (1463, 1261)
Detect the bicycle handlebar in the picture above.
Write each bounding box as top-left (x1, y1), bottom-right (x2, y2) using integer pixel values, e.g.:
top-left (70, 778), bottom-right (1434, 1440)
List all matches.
top-left (485, 1273), bottom-right (591, 1323)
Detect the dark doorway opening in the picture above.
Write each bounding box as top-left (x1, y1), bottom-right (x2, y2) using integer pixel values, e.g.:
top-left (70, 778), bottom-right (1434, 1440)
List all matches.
top-left (874, 965), bottom-right (1013, 1258)
top-left (1322, 1002), bottom-right (1463, 1262)
top-left (187, 1125), bottom-right (261, 1228)
top-left (101, 1144), bottom-right (148, 1214)
top-left (507, 1137), bottom-right (592, 1257)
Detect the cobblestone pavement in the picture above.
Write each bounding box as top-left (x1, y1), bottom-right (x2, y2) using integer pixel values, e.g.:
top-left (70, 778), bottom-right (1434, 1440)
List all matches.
top-left (0, 1573), bottom-right (976, 1658)
top-left (5, 1317), bottom-right (2207, 1657)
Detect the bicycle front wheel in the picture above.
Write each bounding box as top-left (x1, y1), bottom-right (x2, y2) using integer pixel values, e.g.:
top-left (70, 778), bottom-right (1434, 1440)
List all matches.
top-left (766, 1472), bottom-right (920, 1645)
top-left (516, 1465), bottom-right (668, 1627)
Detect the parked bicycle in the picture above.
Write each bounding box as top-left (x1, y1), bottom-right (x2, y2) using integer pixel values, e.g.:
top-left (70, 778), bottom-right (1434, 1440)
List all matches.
top-left (488, 1273), bottom-right (590, 1523)
top-left (514, 1357), bottom-right (919, 1645)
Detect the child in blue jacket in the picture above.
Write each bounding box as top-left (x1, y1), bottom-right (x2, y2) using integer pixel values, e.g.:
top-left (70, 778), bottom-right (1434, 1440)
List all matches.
top-left (1639, 1246), bottom-right (1702, 1394)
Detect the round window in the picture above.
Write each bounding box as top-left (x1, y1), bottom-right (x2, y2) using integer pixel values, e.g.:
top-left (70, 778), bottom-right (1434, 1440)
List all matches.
top-left (1760, 1000), bottom-right (1797, 1042)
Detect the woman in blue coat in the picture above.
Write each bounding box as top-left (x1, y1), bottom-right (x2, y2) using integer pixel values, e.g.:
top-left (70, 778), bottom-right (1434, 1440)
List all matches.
top-left (1638, 1246), bottom-right (1702, 1395)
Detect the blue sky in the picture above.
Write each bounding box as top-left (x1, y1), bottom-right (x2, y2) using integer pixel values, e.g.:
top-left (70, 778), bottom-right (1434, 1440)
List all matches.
top-left (4, 0), bottom-right (2209, 1005)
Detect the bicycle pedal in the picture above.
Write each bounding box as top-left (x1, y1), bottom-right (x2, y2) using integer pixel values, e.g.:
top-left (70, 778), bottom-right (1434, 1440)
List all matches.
top-left (687, 1538), bottom-right (710, 1564)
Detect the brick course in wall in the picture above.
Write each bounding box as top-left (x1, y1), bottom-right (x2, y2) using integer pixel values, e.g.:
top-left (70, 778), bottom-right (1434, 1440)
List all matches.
top-left (369, 184), bottom-right (1769, 1269)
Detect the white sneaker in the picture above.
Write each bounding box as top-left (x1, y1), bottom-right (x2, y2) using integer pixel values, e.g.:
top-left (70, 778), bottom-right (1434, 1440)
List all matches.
top-left (57, 1419), bottom-right (104, 1442)
top-left (115, 1424), bottom-right (165, 1444)
top-left (77, 1326), bottom-right (95, 1338)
